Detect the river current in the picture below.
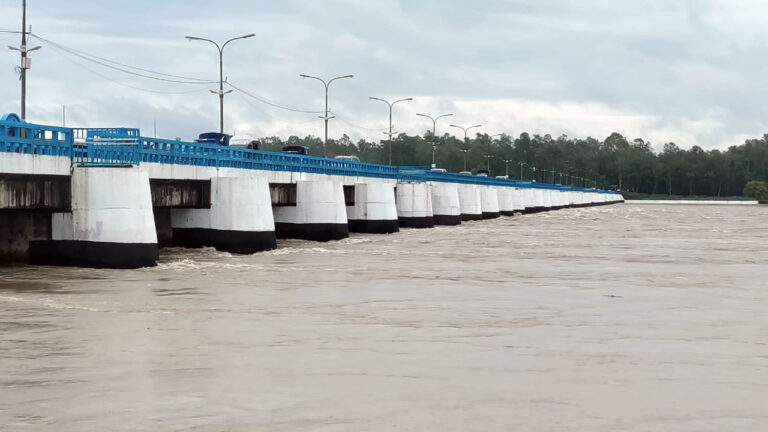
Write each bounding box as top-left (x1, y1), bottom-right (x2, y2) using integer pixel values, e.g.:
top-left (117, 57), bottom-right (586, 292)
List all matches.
top-left (1, 204), bottom-right (766, 431)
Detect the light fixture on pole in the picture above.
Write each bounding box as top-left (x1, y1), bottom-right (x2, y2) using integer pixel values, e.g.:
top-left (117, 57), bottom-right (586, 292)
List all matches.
top-left (450, 124), bottom-right (482, 171)
top-left (370, 97), bottom-right (413, 165)
top-left (185, 33), bottom-right (255, 133)
top-left (416, 112), bottom-right (453, 167)
top-left (300, 74), bottom-right (353, 158)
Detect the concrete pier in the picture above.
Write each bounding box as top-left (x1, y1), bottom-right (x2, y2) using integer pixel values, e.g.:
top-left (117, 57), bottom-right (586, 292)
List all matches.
top-left (273, 180), bottom-right (349, 241)
top-left (29, 166), bottom-right (159, 269)
top-left (458, 184), bottom-right (483, 221)
top-left (480, 186), bottom-right (501, 219)
top-left (347, 183), bottom-right (399, 234)
top-left (396, 182), bottom-right (434, 228)
top-left (497, 187), bottom-right (516, 216)
top-left (511, 188), bottom-right (526, 214)
top-left (430, 182), bottom-right (462, 225)
top-left (171, 177), bottom-right (277, 254)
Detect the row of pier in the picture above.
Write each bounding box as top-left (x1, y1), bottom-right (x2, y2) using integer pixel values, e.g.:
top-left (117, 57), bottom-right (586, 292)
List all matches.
top-left (18, 166), bottom-right (623, 269)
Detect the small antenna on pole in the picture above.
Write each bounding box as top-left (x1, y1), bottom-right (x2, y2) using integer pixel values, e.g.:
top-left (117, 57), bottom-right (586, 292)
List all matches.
top-left (62, 104), bottom-right (66, 127)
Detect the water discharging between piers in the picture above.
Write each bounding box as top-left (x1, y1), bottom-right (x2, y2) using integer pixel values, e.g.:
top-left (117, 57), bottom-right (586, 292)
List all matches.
top-left (1, 204), bottom-right (766, 431)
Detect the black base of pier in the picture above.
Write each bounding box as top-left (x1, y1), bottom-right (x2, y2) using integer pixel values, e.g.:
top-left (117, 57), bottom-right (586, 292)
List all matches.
top-left (398, 216), bottom-right (435, 229)
top-left (29, 240), bottom-right (158, 269)
top-left (275, 223), bottom-right (349, 242)
top-left (482, 212), bottom-right (501, 219)
top-left (433, 214), bottom-right (462, 225)
top-left (500, 211), bottom-right (516, 217)
top-left (461, 214), bottom-right (483, 221)
top-left (348, 219), bottom-right (400, 234)
top-left (172, 228), bottom-right (277, 254)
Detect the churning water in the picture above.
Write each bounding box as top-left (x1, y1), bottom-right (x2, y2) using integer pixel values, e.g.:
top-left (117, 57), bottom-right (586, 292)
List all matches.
top-left (1, 204), bottom-right (766, 431)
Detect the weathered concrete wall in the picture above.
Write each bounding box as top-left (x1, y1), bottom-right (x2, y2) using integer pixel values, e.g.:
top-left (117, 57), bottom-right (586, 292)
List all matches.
top-left (0, 153), bottom-right (71, 177)
top-left (0, 211), bottom-right (51, 263)
top-left (150, 180), bottom-right (210, 208)
top-left (0, 175), bottom-right (70, 211)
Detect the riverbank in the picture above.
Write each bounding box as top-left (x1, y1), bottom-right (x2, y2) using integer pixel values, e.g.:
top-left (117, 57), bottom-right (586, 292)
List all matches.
top-left (624, 200), bottom-right (759, 205)
top-left (620, 192), bottom-right (753, 201)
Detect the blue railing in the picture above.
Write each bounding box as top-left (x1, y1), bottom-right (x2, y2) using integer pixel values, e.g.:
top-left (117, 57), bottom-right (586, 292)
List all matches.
top-left (0, 114), bottom-right (73, 158)
top-left (0, 114), bottom-right (617, 194)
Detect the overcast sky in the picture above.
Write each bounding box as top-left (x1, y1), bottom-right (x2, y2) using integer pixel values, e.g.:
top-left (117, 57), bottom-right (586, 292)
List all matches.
top-left (1, 0), bottom-right (767, 150)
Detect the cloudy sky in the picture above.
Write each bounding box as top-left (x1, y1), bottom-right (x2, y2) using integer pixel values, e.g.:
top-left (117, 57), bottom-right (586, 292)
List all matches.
top-left (1, 0), bottom-right (767, 150)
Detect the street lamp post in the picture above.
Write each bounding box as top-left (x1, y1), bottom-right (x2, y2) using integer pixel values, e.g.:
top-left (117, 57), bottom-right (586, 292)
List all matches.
top-left (485, 133), bottom-right (503, 174)
top-left (185, 33), bottom-right (255, 133)
top-left (300, 74), bottom-right (353, 157)
top-left (503, 159), bottom-right (513, 177)
top-left (450, 124), bottom-right (482, 172)
top-left (370, 97), bottom-right (413, 165)
top-left (416, 112), bottom-right (453, 167)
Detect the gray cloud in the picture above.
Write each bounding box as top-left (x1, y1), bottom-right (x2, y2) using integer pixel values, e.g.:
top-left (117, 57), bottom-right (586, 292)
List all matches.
top-left (1, 0), bottom-right (767, 149)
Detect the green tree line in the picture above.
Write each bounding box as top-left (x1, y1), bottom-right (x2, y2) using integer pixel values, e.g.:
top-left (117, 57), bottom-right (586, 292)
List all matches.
top-left (257, 130), bottom-right (768, 196)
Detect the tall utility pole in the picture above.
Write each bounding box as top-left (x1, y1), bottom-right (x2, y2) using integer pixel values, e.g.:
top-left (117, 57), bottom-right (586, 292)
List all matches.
top-left (450, 124), bottom-right (482, 172)
top-left (370, 97), bottom-right (412, 165)
top-left (416, 112), bottom-right (453, 167)
top-left (9, 0), bottom-right (41, 121)
top-left (299, 74), bottom-right (353, 158)
top-left (185, 33), bottom-right (255, 133)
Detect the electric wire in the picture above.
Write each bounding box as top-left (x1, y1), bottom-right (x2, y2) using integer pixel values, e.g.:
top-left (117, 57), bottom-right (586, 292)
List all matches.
top-left (226, 82), bottom-right (324, 114)
top-left (330, 111), bottom-right (388, 132)
top-left (28, 33), bottom-right (216, 84)
top-left (29, 33), bottom-right (214, 83)
top-left (44, 41), bottom-right (213, 95)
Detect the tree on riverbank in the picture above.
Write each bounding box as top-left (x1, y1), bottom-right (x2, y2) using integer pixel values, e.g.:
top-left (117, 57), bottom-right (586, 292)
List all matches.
top-left (257, 131), bottom-right (768, 197)
top-left (743, 180), bottom-right (768, 201)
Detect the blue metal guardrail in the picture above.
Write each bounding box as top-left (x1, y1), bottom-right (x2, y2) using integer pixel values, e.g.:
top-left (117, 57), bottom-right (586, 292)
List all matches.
top-left (0, 113), bottom-right (73, 157)
top-left (0, 114), bottom-right (616, 194)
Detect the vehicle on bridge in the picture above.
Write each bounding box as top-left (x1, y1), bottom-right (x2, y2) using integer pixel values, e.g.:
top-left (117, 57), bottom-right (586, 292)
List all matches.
top-left (334, 155), bottom-right (360, 162)
top-left (230, 135), bottom-right (260, 150)
top-left (282, 145), bottom-right (308, 155)
top-left (476, 169), bottom-right (490, 177)
top-left (195, 132), bottom-right (231, 146)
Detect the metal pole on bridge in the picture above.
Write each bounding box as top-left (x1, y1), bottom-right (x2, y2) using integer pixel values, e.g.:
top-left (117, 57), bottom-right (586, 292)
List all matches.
top-left (300, 74), bottom-right (353, 158)
top-left (370, 97), bottom-right (412, 165)
top-left (416, 112), bottom-right (452, 167)
top-left (185, 33), bottom-right (255, 133)
top-left (450, 124), bottom-right (481, 172)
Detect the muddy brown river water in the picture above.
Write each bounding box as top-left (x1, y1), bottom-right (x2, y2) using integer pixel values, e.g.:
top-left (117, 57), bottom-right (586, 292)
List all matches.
top-left (1, 204), bottom-right (766, 431)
